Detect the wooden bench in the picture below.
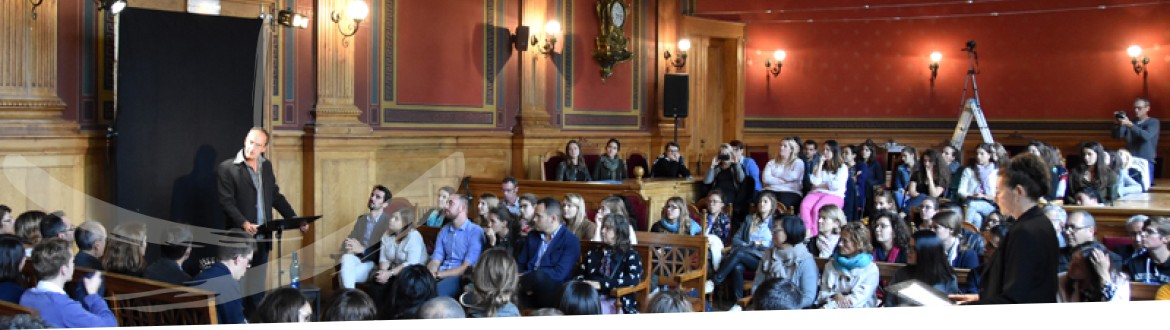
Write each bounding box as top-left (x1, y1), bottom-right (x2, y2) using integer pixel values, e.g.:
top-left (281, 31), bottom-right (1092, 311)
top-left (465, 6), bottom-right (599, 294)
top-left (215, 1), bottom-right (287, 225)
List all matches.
top-left (634, 231), bottom-right (709, 312)
top-left (0, 300), bottom-right (37, 318)
top-left (71, 267), bottom-right (219, 326)
top-left (1130, 281), bottom-right (1161, 301)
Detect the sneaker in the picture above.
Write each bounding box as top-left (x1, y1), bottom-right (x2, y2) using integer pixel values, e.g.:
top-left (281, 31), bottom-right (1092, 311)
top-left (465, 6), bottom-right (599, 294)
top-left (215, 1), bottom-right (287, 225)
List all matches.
top-left (705, 280), bottom-right (715, 294)
top-left (728, 305), bottom-right (742, 312)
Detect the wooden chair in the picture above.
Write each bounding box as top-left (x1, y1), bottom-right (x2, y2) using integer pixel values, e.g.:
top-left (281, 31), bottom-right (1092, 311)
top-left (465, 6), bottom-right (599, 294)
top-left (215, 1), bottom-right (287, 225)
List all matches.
top-left (626, 153), bottom-right (649, 179)
top-left (635, 231), bottom-right (709, 312)
top-left (578, 240), bottom-right (653, 313)
top-left (540, 152), bottom-right (566, 181)
top-left (0, 300), bottom-right (37, 318)
top-left (621, 193), bottom-right (651, 232)
top-left (70, 267), bottom-right (219, 326)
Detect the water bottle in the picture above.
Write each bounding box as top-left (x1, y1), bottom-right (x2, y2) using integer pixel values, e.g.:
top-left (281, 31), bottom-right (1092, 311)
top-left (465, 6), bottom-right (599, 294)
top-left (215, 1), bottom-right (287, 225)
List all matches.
top-left (289, 252), bottom-right (301, 289)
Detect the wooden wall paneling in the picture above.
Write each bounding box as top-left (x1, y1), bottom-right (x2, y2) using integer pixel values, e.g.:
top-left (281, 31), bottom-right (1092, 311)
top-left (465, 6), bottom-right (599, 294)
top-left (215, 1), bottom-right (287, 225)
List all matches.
top-left (303, 136), bottom-right (376, 297)
top-left (681, 16), bottom-right (744, 177)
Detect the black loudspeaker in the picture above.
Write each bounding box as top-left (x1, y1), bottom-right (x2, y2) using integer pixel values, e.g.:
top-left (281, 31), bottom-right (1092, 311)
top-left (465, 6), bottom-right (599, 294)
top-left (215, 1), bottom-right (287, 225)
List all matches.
top-left (514, 26), bottom-right (530, 52)
top-left (663, 73), bottom-right (689, 118)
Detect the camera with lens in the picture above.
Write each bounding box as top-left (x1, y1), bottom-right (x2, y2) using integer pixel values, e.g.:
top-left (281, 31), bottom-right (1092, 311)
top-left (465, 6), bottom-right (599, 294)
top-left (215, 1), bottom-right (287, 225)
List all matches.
top-left (718, 154), bottom-right (731, 162)
top-left (1115, 111), bottom-right (1128, 120)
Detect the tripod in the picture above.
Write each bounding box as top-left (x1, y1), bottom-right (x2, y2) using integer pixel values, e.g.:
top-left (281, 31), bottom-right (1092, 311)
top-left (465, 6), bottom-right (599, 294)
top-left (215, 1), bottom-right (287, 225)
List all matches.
top-left (950, 40), bottom-right (995, 150)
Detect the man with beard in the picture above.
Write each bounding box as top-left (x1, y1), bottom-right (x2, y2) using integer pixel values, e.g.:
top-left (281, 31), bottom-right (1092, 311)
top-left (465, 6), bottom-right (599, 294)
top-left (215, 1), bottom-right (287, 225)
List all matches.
top-left (337, 185), bottom-right (394, 289)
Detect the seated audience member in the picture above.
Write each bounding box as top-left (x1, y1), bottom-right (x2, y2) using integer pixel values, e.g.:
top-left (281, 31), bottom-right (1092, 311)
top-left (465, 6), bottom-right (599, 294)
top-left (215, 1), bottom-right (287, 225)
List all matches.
top-left (72, 221), bottom-right (106, 270)
top-left (816, 222), bottom-right (879, 309)
top-left (556, 140), bottom-right (593, 182)
top-left (1045, 204), bottom-right (1070, 250)
top-left (956, 143), bottom-right (999, 230)
top-left (379, 264), bottom-right (437, 320)
top-left (324, 289), bottom-right (377, 322)
top-left (1126, 217), bottom-right (1170, 284)
top-left (711, 192), bottom-right (781, 301)
top-left (1067, 141), bottom-right (1117, 206)
top-left (464, 248), bottom-right (520, 318)
top-left (420, 186), bottom-right (454, 228)
top-left (731, 140), bottom-right (763, 195)
top-left (905, 149), bottom-right (951, 209)
top-left (931, 211), bottom-right (980, 273)
top-left (501, 176), bottom-right (522, 216)
top-left (981, 212), bottom-right (1004, 233)
top-left (1073, 187), bottom-right (1103, 206)
top-left (859, 140), bottom-right (885, 217)
top-left (643, 289), bottom-right (692, 313)
top-left (417, 296), bottom-right (466, 319)
top-left (593, 138), bottom-right (628, 182)
top-left (557, 281), bottom-right (602, 316)
top-left (517, 198), bottom-right (581, 309)
top-left (427, 194), bottom-right (484, 298)
top-left (807, 204), bottom-right (845, 258)
top-left (705, 144), bottom-right (747, 223)
top-left (15, 211), bottom-right (46, 255)
top-left (592, 195), bottom-right (638, 244)
top-left (250, 287), bottom-right (311, 323)
top-left (338, 185), bottom-right (394, 280)
top-left (892, 147), bottom-right (918, 211)
top-left (750, 278), bottom-right (804, 311)
top-left (650, 142), bottom-right (691, 179)
top-left (0, 235), bottom-right (26, 303)
top-left (0, 205), bottom-right (12, 235)
top-left (518, 193), bottom-right (538, 237)
top-left (1059, 211), bottom-right (1122, 274)
top-left (562, 193), bottom-right (597, 240)
top-left (37, 213), bottom-right (73, 242)
top-left (1058, 242), bottom-right (1130, 302)
top-left (1116, 149), bottom-right (1150, 192)
top-left (871, 190), bottom-right (899, 222)
top-left (651, 196), bottom-right (701, 236)
top-left (144, 225), bottom-right (193, 285)
top-left (476, 193), bottom-right (500, 227)
top-left (19, 238), bottom-right (116, 328)
top-left (800, 140), bottom-right (850, 236)
top-left (843, 145), bottom-right (869, 222)
top-left (350, 207), bottom-right (426, 291)
top-left (1110, 150), bottom-right (1144, 198)
top-left (886, 231), bottom-right (960, 307)
top-left (0, 314), bottom-right (51, 329)
top-left (530, 308), bottom-right (564, 316)
top-left (1116, 215), bottom-right (1150, 264)
top-left (762, 137), bottom-right (806, 213)
top-left (577, 214), bottom-right (643, 314)
top-left (703, 191), bottom-right (734, 247)
top-left (870, 211), bottom-right (910, 264)
top-left (485, 207), bottom-right (522, 258)
top-left (800, 139), bottom-right (821, 196)
top-left (752, 215), bottom-right (817, 309)
top-left (188, 229), bottom-right (255, 324)
top-left (101, 222), bottom-right (147, 276)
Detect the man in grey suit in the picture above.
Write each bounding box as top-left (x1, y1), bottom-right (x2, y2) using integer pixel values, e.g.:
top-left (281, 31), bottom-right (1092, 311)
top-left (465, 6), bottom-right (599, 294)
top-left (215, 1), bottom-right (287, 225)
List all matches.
top-left (337, 185), bottom-right (394, 288)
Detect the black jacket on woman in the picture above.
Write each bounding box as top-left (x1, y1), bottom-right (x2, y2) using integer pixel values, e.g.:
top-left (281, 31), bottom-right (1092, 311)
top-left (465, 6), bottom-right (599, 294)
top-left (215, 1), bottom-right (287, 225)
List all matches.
top-left (971, 206), bottom-right (1059, 304)
top-left (577, 247), bottom-right (643, 314)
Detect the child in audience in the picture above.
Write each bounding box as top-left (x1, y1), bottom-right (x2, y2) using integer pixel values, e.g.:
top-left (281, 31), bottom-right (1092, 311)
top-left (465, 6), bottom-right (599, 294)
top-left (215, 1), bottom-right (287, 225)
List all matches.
top-left (324, 289), bottom-right (377, 322)
top-left (871, 190), bottom-right (899, 221)
top-left (816, 222), bottom-right (879, 309)
top-left (651, 197), bottom-right (700, 236)
top-left (808, 204), bottom-right (845, 258)
top-left (250, 287), bottom-right (311, 323)
top-left (19, 238), bottom-right (116, 328)
top-left (518, 194), bottom-right (538, 237)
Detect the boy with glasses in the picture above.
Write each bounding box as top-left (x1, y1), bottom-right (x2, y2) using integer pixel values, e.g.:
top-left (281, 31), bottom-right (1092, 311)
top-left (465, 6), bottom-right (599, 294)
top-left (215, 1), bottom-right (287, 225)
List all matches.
top-left (1125, 217), bottom-right (1170, 284)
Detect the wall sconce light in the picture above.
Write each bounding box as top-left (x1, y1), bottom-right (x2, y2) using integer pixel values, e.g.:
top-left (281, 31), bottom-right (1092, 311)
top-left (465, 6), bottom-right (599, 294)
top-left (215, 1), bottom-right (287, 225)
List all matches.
top-left (29, 0), bottom-right (44, 19)
top-left (277, 9), bottom-right (310, 29)
top-left (929, 51), bottom-right (942, 82)
top-left (1128, 45), bottom-right (1150, 74)
top-left (331, 0), bottom-right (369, 47)
top-left (664, 39), bottom-right (691, 71)
top-left (95, 0), bottom-right (128, 15)
top-left (765, 50), bottom-right (786, 77)
top-left (530, 20), bottom-right (561, 56)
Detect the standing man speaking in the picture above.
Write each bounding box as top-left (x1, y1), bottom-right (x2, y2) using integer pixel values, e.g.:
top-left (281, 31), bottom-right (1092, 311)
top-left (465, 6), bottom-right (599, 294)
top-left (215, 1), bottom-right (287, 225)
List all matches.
top-left (1114, 97), bottom-right (1160, 184)
top-left (217, 127), bottom-right (307, 313)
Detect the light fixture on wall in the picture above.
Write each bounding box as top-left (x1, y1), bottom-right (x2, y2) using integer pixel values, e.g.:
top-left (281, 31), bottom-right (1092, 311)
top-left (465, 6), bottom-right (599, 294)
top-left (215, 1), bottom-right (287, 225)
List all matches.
top-left (331, 0), bottom-right (369, 47)
top-left (96, 0), bottom-right (127, 15)
top-left (929, 51), bottom-right (942, 82)
top-left (765, 50), bottom-right (786, 77)
top-left (1128, 45), bottom-right (1150, 74)
top-left (531, 20), bottom-right (561, 56)
top-left (663, 39), bottom-right (691, 71)
top-left (29, 0), bottom-right (44, 19)
top-left (277, 9), bottom-right (310, 29)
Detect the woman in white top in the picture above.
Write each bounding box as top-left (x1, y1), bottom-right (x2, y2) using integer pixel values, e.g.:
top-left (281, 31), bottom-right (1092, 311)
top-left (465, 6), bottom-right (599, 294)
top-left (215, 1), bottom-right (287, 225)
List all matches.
top-left (370, 207), bottom-right (428, 286)
top-left (763, 138), bottom-right (805, 212)
top-left (799, 140), bottom-right (849, 237)
top-left (817, 222), bottom-right (880, 309)
top-left (957, 143), bottom-right (998, 230)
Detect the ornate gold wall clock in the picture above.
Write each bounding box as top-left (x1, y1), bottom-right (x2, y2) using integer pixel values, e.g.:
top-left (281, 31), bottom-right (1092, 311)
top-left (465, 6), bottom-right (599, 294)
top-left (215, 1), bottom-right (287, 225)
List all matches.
top-left (594, 0), bottom-right (633, 81)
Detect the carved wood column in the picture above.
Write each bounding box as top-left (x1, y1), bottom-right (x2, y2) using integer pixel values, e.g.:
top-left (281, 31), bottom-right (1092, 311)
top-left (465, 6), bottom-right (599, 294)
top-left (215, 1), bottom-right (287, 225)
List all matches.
top-left (510, 0), bottom-right (557, 178)
top-left (0, 0), bottom-right (73, 134)
top-left (310, 0), bottom-right (368, 134)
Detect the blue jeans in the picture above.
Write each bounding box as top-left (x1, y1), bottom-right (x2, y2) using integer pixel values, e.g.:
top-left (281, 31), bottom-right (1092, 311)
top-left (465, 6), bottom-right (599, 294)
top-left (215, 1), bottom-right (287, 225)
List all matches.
top-left (436, 276), bottom-right (464, 298)
top-left (712, 249), bottom-right (761, 301)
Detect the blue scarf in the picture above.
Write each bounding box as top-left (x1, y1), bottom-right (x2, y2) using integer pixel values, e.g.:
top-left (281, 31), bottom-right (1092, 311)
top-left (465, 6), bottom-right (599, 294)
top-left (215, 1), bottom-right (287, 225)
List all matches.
top-left (833, 252), bottom-right (873, 272)
top-left (658, 218), bottom-right (682, 234)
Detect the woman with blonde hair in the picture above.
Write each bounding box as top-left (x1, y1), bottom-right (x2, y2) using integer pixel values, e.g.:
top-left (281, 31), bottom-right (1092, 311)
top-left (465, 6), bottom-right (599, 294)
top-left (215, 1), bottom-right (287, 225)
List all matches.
top-left (650, 197), bottom-right (699, 236)
top-left (808, 204), bottom-right (846, 258)
top-left (463, 248), bottom-right (520, 317)
top-left (816, 222), bottom-right (879, 309)
top-left (762, 137), bottom-right (805, 211)
top-left (562, 193), bottom-right (597, 240)
top-left (592, 195), bottom-right (637, 244)
top-left (577, 214), bottom-right (644, 314)
top-left (103, 222), bottom-right (147, 276)
top-left (476, 193), bottom-right (500, 227)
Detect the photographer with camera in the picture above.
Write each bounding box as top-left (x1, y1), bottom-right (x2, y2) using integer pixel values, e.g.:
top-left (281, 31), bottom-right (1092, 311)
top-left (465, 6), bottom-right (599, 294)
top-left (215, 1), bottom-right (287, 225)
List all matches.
top-left (1113, 98), bottom-right (1159, 183)
top-left (706, 143), bottom-right (748, 228)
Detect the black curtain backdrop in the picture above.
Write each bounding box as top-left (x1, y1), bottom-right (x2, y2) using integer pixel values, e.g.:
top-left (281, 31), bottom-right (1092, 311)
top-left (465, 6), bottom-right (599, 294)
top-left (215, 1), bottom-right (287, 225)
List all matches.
top-left (115, 8), bottom-right (261, 275)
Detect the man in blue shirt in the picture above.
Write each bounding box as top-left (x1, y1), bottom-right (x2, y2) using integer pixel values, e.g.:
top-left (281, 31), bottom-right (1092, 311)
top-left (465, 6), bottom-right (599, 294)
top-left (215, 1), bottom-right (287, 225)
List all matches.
top-left (19, 238), bottom-right (116, 328)
top-left (732, 140), bottom-right (762, 195)
top-left (427, 193), bottom-right (484, 298)
top-left (517, 198), bottom-right (580, 309)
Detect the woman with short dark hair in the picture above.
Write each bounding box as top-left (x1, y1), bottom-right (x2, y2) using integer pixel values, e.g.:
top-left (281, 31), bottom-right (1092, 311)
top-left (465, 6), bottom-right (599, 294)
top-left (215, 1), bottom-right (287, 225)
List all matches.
top-left (557, 281), bottom-right (602, 315)
top-left (324, 289), bottom-right (377, 322)
top-left (251, 287), bottom-right (311, 323)
top-left (379, 264), bottom-right (437, 319)
top-left (752, 215), bottom-right (816, 309)
top-left (886, 231), bottom-right (960, 307)
top-left (577, 214), bottom-right (643, 314)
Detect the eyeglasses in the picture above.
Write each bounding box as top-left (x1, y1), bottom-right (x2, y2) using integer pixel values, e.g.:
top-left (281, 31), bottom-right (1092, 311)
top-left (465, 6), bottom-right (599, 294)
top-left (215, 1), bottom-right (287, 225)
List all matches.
top-left (1064, 225), bottom-right (1090, 232)
top-left (1139, 229), bottom-right (1162, 237)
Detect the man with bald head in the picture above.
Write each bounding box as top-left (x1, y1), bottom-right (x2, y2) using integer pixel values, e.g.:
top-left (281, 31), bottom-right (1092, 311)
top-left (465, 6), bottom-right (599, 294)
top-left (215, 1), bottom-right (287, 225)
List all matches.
top-left (1059, 211), bottom-right (1122, 273)
top-left (426, 193), bottom-right (484, 298)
